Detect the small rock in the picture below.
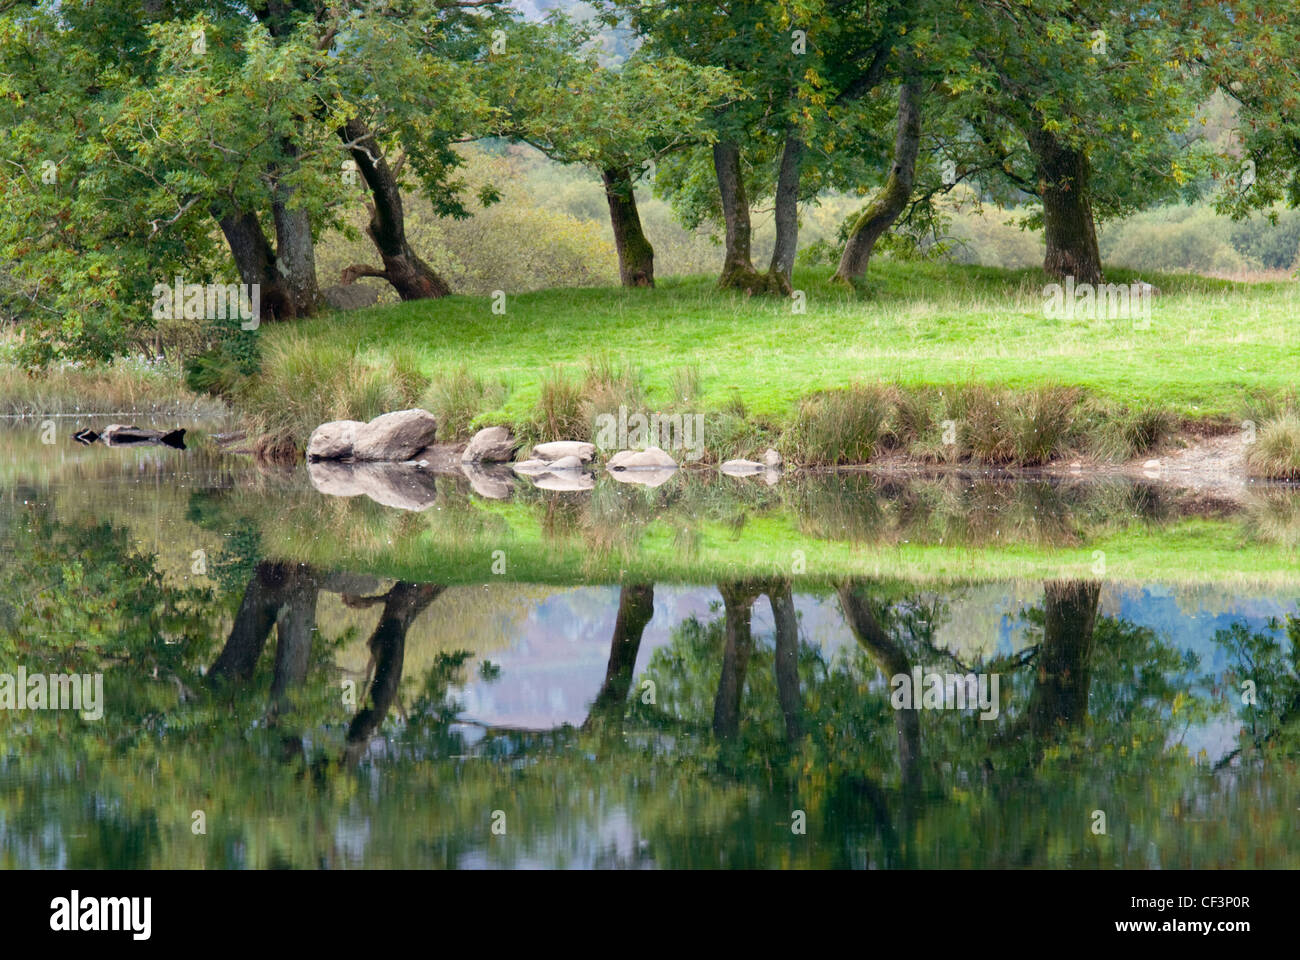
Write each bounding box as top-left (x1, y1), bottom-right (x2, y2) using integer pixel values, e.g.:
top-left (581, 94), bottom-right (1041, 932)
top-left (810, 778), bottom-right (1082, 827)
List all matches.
top-left (533, 440), bottom-right (596, 462)
top-left (721, 459), bottom-right (765, 476)
top-left (1143, 458), bottom-right (1161, 471)
top-left (307, 420), bottom-right (364, 461)
top-left (511, 459), bottom-right (552, 476)
top-left (461, 426), bottom-right (516, 464)
top-left (547, 454), bottom-right (586, 470)
top-left (606, 446), bottom-right (678, 471)
top-left (763, 448), bottom-right (782, 468)
top-left (353, 409), bottom-right (438, 462)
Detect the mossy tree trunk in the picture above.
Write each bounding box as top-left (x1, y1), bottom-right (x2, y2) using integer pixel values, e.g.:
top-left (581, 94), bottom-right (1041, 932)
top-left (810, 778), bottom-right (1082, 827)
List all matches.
top-left (834, 77), bottom-right (922, 285)
top-left (1026, 124), bottom-right (1103, 286)
top-left (601, 166), bottom-right (655, 288)
top-left (712, 141), bottom-right (767, 293)
top-left (338, 118), bottom-right (452, 299)
top-left (766, 135), bottom-right (804, 295)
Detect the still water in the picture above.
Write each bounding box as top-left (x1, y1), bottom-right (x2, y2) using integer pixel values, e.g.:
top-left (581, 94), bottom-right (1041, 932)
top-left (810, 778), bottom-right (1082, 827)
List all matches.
top-left (1, 423), bottom-right (1297, 868)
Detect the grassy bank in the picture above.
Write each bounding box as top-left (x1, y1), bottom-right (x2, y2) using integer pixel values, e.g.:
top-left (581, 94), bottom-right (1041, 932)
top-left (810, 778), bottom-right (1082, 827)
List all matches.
top-left (230, 261), bottom-right (1300, 473)
top-left (0, 355), bottom-right (229, 421)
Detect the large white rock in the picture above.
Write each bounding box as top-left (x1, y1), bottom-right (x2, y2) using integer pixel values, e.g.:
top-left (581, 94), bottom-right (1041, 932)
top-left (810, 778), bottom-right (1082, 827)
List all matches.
top-left (532, 441), bottom-right (596, 462)
top-left (607, 446), bottom-right (678, 471)
top-left (608, 466), bottom-right (676, 488)
top-left (721, 458), bottom-right (764, 476)
top-left (353, 409), bottom-right (438, 462)
top-left (307, 420), bottom-right (365, 461)
top-left (461, 426), bottom-right (516, 463)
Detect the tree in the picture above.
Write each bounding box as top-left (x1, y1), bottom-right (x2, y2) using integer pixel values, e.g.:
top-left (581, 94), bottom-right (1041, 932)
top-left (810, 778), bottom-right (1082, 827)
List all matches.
top-left (485, 15), bottom-right (738, 288)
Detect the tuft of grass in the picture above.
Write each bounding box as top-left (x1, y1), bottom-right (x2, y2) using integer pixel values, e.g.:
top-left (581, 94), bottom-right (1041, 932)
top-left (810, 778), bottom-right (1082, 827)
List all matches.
top-left (670, 362), bottom-right (702, 406)
top-left (784, 384), bottom-right (893, 465)
top-left (531, 366), bottom-right (586, 443)
top-left (244, 331), bottom-right (428, 443)
top-left (1247, 411), bottom-right (1300, 479)
top-left (580, 353), bottom-right (643, 426)
top-left (421, 364), bottom-right (508, 441)
top-left (1088, 405), bottom-right (1179, 461)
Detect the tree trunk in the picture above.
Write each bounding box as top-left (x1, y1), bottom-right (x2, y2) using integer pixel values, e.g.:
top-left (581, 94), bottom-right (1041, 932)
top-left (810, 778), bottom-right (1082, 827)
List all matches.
top-left (338, 118), bottom-right (452, 299)
top-left (601, 166), bottom-right (655, 288)
top-left (766, 135), bottom-right (803, 294)
top-left (215, 207), bottom-right (294, 322)
top-left (586, 583), bottom-right (655, 727)
top-left (834, 77), bottom-right (922, 284)
top-left (270, 157), bottom-right (324, 318)
top-left (766, 580), bottom-right (803, 741)
top-left (1027, 124), bottom-right (1103, 285)
top-left (712, 582), bottom-right (760, 739)
top-left (712, 141), bottom-right (766, 293)
top-left (1026, 579), bottom-right (1101, 742)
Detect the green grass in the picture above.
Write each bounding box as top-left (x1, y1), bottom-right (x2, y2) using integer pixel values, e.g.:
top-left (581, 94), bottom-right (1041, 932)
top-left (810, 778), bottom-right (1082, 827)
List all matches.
top-left (256, 261), bottom-right (1299, 439)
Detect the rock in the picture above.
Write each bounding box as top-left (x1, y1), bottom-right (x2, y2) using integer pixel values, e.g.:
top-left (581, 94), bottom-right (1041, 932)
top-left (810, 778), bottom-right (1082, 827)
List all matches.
top-left (533, 440), bottom-right (595, 462)
top-left (352, 409), bottom-right (438, 462)
top-left (1143, 458), bottom-right (1161, 471)
top-left (607, 446), bottom-right (678, 471)
top-left (547, 454), bottom-right (586, 470)
top-left (307, 420), bottom-right (364, 461)
top-left (461, 425), bottom-right (516, 463)
top-left (608, 466), bottom-right (677, 488)
top-left (321, 283), bottom-right (381, 311)
top-left (461, 462), bottom-right (514, 499)
top-left (721, 458), bottom-right (765, 476)
top-left (763, 467), bottom-right (781, 486)
top-left (532, 471), bottom-right (595, 492)
top-left (511, 459), bottom-right (553, 476)
top-left (763, 448), bottom-right (782, 468)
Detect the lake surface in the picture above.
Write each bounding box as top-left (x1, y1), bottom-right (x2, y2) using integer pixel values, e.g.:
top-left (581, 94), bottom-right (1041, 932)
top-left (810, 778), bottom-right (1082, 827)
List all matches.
top-left (1, 422), bottom-right (1298, 868)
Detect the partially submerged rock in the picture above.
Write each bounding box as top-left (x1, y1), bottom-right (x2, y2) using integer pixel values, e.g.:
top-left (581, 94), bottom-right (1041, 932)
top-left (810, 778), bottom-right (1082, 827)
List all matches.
top-left (763, 448), bottom-right (783, 468)
top-left (607, 446), bottom-right (678, 472)
top-left (608, 466), bottom-right (676, 488)
top-left (721, 458), bottom-right (765, 476)
top-left (307, 420), bottom-right (364, 461)
top-left (532, 440), bottom-right (596, 462)
top-left (461, 426), bottom-right (516, 464)
top-left (309, 409), bottom-right (438, 462)
top-left (352, 409), bottom-right (439, 462)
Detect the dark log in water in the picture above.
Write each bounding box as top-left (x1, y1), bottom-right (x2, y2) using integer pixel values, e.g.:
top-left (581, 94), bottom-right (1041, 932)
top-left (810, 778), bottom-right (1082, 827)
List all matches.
top-left (73, 425), bottom-right (186, 449)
